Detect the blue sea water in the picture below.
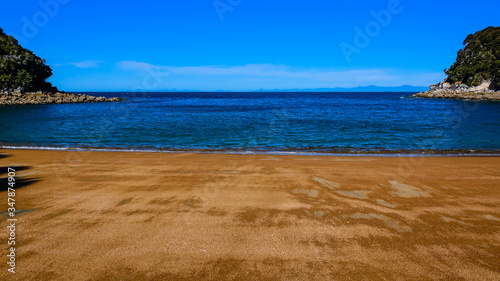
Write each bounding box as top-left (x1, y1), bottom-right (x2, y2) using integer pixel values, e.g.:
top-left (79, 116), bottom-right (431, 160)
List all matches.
top-left (0, 92), bottom-right (499, 155)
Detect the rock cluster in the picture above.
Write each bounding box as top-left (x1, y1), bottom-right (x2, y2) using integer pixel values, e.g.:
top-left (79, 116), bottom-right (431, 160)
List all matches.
top-left (0, 92), bottom-right (122, 106)
top-left (411, 80), bottom-right (500, 101)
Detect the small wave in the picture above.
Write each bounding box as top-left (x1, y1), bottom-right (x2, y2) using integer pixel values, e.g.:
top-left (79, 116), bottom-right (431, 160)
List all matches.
top-left (1, 145), bottom-right (72, 151)
top-left (2, 145), bottom-right (500, 157)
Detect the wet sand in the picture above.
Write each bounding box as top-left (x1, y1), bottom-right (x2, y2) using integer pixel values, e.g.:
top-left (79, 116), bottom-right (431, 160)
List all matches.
top-left (0, 149), bottom-right (499, 280)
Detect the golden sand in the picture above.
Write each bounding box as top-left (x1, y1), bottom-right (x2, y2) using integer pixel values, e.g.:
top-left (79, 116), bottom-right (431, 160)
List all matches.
top-left (0, 150), bottom-right (499, 280)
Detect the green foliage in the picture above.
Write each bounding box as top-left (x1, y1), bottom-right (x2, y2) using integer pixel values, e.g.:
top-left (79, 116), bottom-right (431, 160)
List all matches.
top-left (445, 26), bottom-right (500, 88)
top-left (0, 27), bottom-right (56, 92)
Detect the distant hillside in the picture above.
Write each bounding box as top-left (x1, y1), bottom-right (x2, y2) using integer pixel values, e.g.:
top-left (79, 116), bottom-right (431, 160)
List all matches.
top-left (159, 85), bottom-right (429, 92)
top-left (265, 85), bottom-right (429, 92)
top-left (445, 26), bottom-right (500, 89)
top-left (0, 28), bottom-right (57, 92)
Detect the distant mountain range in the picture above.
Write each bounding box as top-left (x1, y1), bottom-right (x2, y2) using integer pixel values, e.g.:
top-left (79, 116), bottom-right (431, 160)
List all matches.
top-left (156, 85), bottom-right (428, 93)
top-left (253, 85), bottom-right (428, 92)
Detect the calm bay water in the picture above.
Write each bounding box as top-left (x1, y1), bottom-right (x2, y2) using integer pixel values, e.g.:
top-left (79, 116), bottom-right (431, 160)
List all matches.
top-left (0, 92), bottom-right (499, 154)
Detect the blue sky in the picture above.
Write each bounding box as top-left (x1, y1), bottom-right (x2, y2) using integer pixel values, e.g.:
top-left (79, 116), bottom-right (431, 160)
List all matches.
top-left (1, 0), bottom-right (499, 91)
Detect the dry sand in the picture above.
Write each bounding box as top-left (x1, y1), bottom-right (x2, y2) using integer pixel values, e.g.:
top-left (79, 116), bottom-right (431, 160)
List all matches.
top-left (0, 149), bottom-right (499, 280)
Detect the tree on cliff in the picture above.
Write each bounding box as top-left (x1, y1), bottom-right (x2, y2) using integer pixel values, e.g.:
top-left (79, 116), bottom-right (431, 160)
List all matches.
top-left (445, 26), bottom-right (500, 88)
top-left (0, 27), bottom-right (57, 92)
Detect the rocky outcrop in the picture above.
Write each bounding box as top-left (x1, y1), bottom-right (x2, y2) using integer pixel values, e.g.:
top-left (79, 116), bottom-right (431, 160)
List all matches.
top-left (0, 92), bottom-right (122, 106)
top-left (413, 26), bottom-right (500, 101)
top-left (411, 79), bottom-right (500, 101)
top-left (1, 28), bottom-right (58, 93)
top-left (1, 29), bottom-right (123, 104)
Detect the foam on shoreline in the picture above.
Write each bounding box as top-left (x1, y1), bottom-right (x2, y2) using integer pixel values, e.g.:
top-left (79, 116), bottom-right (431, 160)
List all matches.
top-left (2, 144), bottom-right (499, 157)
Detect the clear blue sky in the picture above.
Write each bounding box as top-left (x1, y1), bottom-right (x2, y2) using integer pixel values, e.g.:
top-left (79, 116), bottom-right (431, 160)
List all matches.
top-left (1, 0), bottom-right (499, 91)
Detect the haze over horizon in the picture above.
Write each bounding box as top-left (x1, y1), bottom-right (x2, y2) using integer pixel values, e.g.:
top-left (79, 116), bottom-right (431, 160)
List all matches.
top-left (1, 0), bottom-right (499, 91)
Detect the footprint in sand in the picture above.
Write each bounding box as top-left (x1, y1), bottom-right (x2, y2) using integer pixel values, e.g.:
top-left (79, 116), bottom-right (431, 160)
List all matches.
top-left (389, 181), bottom-right (430, 198)
top-left (348, 212), bottom-right (412, 233)
top-left (376, 199), bottom-right (398, 208)
top-left (483, 215), bottom-right (500, 222)
top-left (304, 210), bottom-right (326, 219)
top-left (335, 190), bottom-right (370, 199)
top-left (292, 188), bottom-right (319, 198)
top-left (312, 177), bottom-right (370, 199)
top-left (312, 177), bottom-right (340, 190)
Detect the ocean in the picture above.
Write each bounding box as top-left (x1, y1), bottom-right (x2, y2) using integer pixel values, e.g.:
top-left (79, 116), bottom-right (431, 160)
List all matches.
top-left (1, 92), bottom-right (499, 155)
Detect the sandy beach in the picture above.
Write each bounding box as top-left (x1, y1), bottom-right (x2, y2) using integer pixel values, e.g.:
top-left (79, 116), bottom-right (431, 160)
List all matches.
top-left (0, 149), bottom-right (499, 280)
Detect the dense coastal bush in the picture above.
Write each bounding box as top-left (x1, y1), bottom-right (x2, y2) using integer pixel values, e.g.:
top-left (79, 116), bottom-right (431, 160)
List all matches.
top-left (0, 27), bottom-right (56, 92)
top-left (445, 26), bottom-right (500, 88)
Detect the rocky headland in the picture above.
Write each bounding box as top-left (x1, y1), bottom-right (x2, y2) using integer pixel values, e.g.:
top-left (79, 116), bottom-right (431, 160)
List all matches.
top-left (1, 28), bottom-right (122, 106)
top-left (0, 91), bottom-right (122, 106)
top-left (412, 26), bottom-right (500, 101)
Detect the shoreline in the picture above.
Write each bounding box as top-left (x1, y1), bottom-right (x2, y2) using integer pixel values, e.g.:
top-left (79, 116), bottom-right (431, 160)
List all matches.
top-left (0, 149), bottom-right (499, 280)
top-left (0, 92), bottom-right (122, 105)
top-left (2, 145), bottom-right (500, 157)
top-left (411, 91), bottom-right (500, 101)
top-left (411, 78), bottom-right (500, 101)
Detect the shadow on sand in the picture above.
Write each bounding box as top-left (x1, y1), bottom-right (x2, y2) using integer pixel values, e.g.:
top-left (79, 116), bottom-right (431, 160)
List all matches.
top-left (0, 164), bottom-right (40, 191)
top-left (0, 176), bottom-right (40, 191)
top-left (0, 165), bottom-right (32, 175)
